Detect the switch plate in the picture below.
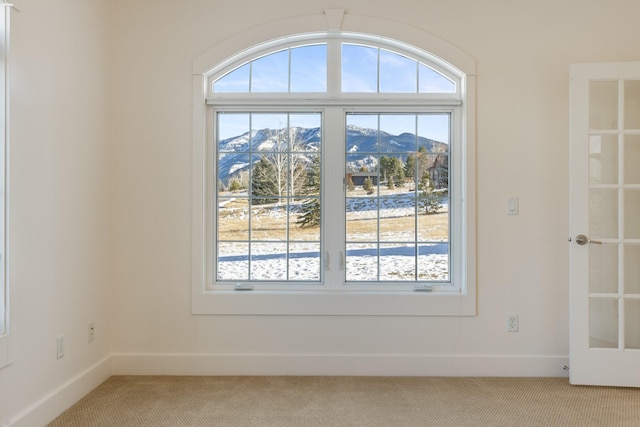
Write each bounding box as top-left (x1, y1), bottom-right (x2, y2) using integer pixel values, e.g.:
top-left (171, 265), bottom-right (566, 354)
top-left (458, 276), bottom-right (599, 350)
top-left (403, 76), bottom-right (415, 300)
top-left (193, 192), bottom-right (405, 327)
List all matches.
top-left (507, 197), bottom-right (519, 215)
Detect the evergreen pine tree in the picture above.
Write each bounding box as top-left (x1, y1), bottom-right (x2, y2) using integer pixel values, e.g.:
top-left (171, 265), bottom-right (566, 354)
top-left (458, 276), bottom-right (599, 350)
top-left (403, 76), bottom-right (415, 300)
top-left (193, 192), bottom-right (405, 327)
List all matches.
top-left (404, 154), bottom-right (416, 180)
top-left (418, 171), bottom-right (441, 214)
top-left (297, 155), bottom-right (321, 228)
top-left (387, 174), bottom-right (395, 189)
top-left (251, 155), bottom-right (278, 204)
top-left (363, 177), bottom-right (374, 192)
top-left (229, 179), bottom-right (242, 192)
top-left (434, 154), bottom-right (449, 193)
top-left (395, 166), bottom-right (405, 186)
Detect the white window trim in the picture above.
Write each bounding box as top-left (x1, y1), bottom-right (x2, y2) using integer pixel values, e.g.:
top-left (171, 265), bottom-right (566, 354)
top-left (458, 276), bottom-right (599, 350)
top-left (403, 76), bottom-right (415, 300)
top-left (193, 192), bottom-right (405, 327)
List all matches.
top-left (0, 1), bottom-right (12, 368)
top-left (192, 11), bottom-right (476, 316)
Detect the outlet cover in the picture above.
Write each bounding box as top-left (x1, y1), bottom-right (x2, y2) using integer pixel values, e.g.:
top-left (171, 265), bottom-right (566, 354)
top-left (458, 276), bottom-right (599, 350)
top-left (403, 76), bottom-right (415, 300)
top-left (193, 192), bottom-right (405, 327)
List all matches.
top-left (506, 314), bottom-right (519, 332)
top-left (56, 335), bottom-right (65, 359)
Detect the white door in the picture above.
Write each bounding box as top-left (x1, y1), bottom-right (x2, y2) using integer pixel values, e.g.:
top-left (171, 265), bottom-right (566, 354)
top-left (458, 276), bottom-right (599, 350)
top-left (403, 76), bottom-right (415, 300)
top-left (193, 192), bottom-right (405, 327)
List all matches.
top-left (570, 62), bottom-right (640, 387)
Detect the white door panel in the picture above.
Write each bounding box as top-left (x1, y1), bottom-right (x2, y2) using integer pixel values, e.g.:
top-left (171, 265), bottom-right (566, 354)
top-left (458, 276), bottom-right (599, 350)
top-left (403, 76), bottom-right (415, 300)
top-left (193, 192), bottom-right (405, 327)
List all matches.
top-left (570, 62), bottom-right (640, 387)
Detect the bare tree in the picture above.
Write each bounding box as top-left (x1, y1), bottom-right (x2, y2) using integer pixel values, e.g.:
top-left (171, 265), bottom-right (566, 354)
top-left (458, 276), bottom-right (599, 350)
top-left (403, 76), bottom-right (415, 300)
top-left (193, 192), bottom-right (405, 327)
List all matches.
top-left (256, 127), bottom-right (311, 203)
top-left (287, 128), bottom-right (311, 197)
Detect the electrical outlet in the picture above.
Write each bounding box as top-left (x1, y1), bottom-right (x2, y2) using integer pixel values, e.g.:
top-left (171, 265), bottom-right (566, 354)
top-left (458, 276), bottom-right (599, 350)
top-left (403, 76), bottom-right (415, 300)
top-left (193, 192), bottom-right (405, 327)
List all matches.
top-left (506, 314), bottom-right (519, 332)
top-left (88, 322), bottom-right (95, 343)
top-left (56, 335), bottom-right (65, 359)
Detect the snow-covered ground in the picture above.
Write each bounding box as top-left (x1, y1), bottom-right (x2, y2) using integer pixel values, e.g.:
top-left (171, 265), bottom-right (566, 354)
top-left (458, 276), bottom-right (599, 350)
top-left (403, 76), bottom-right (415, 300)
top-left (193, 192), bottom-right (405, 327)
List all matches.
top-left (217, 195), bottom-right (449, 282)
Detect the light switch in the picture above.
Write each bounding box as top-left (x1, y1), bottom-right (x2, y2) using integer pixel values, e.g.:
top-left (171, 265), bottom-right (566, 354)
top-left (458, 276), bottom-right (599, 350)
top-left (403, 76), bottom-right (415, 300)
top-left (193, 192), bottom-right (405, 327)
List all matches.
top-left (507, 197), bottom-right (519, 215)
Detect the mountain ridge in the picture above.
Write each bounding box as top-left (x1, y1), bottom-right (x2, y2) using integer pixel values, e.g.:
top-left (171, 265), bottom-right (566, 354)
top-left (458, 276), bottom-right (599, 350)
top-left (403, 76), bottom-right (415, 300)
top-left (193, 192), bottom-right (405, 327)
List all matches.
top-left (218, 125), bottom-right (447, 184)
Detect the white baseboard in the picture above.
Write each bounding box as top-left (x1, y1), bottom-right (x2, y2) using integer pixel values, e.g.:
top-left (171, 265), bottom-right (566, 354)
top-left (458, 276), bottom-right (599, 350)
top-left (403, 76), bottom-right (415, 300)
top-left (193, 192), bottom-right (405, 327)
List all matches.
top-left (112, 353), bottom-right (570, 377)
top-left (8, 356), bottom-right (112, 427)
top-left (4, 353), bottom-right (568, 426)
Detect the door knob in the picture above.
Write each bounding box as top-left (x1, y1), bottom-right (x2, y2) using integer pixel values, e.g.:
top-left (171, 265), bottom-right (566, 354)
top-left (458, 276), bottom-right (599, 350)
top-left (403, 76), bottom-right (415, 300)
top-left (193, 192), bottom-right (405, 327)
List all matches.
top-left (575, 234), bottom-right (602, 245)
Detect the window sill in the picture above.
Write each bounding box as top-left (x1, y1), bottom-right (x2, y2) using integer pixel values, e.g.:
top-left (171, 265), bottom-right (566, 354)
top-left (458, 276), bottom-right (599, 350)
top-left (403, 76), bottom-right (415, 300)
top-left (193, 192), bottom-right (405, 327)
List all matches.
top-left (192, 288), bottom-right (476, 316)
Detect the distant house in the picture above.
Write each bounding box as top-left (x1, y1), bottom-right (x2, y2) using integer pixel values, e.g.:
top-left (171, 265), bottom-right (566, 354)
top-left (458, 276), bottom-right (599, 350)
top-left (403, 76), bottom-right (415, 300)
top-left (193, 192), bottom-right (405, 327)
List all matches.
top-left (346, 172), bottom-right (379, 186)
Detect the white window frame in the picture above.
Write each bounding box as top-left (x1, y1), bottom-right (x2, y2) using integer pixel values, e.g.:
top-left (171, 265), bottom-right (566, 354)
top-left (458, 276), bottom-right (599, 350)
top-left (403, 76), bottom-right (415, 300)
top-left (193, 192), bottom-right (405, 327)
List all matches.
top-left (192, 14), bottom-right (476, 316)
top-left (0, 1), bottom-right (12, 368)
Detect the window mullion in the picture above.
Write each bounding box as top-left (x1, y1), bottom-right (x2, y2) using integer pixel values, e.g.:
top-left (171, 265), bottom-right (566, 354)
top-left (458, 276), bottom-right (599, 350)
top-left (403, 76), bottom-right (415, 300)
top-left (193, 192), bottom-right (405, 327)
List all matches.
top-left (322, 107), bottom-right (346, 288)
top-left (326, 38), bottom-right (340, 98)
top-left (287, 48), bottom-right (292, 93)
top-left (376, 48), bottom-right (381, 93)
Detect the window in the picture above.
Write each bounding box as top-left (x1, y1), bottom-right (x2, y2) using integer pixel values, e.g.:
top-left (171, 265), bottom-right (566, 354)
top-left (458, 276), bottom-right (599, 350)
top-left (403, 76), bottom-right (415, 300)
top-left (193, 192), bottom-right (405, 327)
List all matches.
top-left (216, 111), bottom-right (323, 283)
top-left (193, 26), bottom-right (476, 315)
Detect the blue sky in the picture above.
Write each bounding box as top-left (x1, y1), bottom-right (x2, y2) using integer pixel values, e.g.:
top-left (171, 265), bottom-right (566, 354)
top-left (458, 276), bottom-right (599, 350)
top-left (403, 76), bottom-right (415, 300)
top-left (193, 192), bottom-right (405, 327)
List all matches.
top-left (214, 43), bottom-right (455, 95)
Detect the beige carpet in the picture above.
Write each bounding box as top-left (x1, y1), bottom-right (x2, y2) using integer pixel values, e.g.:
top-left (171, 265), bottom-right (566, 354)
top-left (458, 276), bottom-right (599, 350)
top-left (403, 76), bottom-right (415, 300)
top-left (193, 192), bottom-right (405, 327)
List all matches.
top-left (48, 376), bottom-right (640, 426)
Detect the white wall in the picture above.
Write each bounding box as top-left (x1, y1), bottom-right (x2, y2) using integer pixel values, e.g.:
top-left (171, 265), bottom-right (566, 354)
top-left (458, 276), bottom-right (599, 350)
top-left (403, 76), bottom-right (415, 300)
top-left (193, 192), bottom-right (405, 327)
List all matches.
top-left (108, 0), bottom-right (640, 375)
top-left (3, 0), bottom-right (640, 423)
top-left (0, 1), bottom-right (112, 425)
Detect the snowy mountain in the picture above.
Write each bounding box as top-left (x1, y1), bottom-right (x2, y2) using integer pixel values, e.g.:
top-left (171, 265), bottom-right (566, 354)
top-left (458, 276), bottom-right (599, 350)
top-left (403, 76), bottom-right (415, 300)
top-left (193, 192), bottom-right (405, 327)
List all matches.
top-left (218, 125), bottom-right (446, 184)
